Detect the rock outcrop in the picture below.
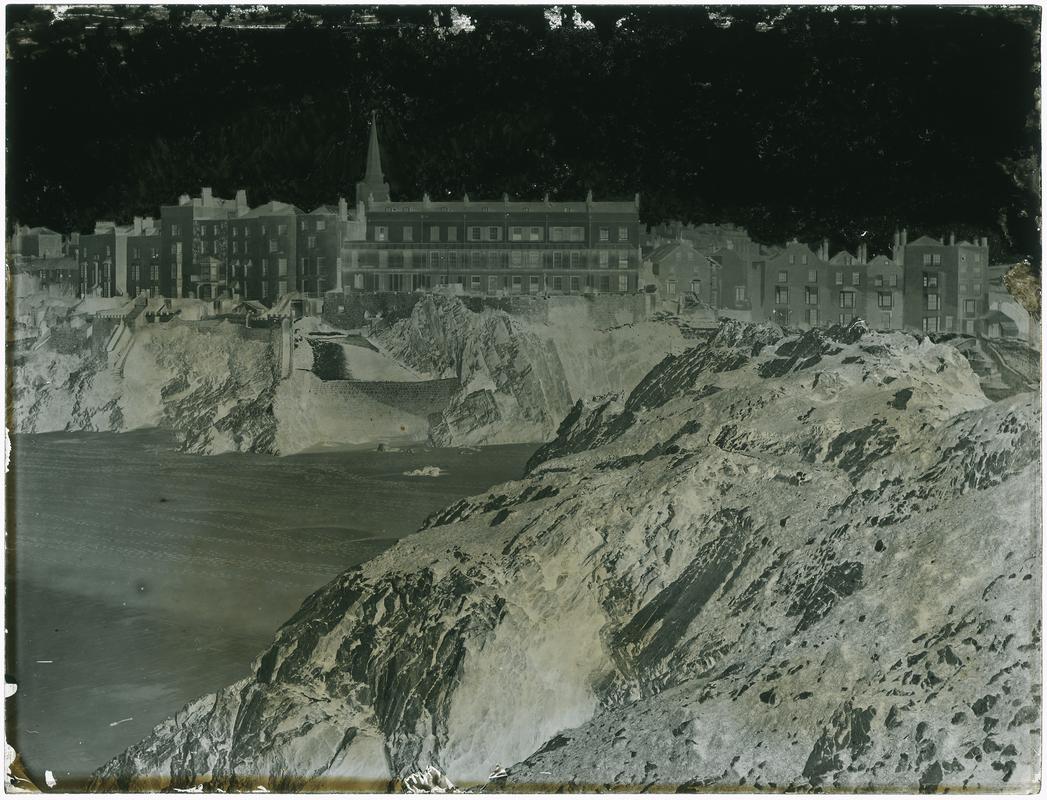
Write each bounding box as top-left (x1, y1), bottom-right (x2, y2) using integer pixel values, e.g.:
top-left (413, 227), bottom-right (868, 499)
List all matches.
top-left (92, 320), bottom-right (1040, 792)
top-left (12, 320), bottom-right (279, 455)
top-left (377, 294), bottom-right (690, 446)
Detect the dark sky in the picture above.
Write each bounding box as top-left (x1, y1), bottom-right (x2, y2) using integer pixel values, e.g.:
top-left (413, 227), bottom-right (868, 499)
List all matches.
top-left (5, 4), bottom-right (1041, 263)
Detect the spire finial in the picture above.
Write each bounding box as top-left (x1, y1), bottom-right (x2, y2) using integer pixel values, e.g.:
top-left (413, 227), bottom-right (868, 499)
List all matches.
top-left (356, 110), bottom-right (391, 204)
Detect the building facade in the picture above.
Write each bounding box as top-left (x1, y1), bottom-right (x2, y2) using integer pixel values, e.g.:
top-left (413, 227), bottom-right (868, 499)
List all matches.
top-left (897, 231), bottom-right (990, 335)
top-left (343, 116), bottom-right (642, 296)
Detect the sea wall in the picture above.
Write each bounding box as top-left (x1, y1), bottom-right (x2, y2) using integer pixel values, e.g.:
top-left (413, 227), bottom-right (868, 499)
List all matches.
top-left (314, 377), bottom-right (460, 420)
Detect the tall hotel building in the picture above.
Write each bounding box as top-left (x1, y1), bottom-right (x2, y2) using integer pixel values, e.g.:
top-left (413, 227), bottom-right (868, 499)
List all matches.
top-left (343, 115), bottom-right (643, 295)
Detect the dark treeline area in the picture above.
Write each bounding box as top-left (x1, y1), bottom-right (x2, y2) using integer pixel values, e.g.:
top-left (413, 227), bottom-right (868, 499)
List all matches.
top-left (6, 5), bottom-right (1041, 265)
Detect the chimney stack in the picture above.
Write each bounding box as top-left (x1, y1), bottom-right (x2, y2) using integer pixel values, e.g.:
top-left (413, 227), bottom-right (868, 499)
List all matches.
top-left (901, 228), bottom-right (908, 246)
top-left (980, 236), bottom-right (988, 248)
top-left (338, 197), bottom-right (348, 222)
top-left (949, 232), bottom-right (955, 246)
top-left (821, 238), bottom-right (829, 261)
top-left (178, 193), bottom-right (191, 206)
top-left (133, 216), bottom-right (143, 235)
top-left (235, 189), bottom-right (248, 210)
top-left (202, 187), bottom-right (214, 206)
top-left (893, 229), bottom-right (900, 249)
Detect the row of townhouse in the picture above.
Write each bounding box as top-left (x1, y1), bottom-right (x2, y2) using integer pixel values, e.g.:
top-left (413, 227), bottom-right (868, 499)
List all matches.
top-left (643, 228), bottom-right (993, 336)
top-left (73, 190), bottom-right (363, 304)
top-left (59, 114), bottom-right (643, 303)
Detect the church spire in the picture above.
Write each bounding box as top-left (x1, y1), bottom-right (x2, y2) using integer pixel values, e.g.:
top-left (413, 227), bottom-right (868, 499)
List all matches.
top-left (356, 110), bottom-right (391, 204)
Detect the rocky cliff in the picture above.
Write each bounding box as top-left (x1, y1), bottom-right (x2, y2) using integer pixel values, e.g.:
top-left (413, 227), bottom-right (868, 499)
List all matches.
top-left (12, 320), bottom-right (279, 455)
top-left (376, 294), bottom-right (690, 446)
top-left (92, 320), bottom-right (1040, 792)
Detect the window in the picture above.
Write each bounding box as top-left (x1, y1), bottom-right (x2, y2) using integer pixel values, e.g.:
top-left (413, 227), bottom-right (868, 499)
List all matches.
top-left (801, 255), bottom-right (809, 265)
top-left (852, 272), bottom-right (860, 285)
top-left (835, 272), bottom-right (843, 285)
top-left (471, 275), bottom-right (482, 291)
top-left (527, 251), bottom-right (540, 268)
top-left (880, 312), bottom-right (893, 328)
top-left (307, 236), bottom-right (317, 249)
top-left (923, 274), bottom-right (939, 288)
top-left (889, 275), bottom-right (899, 287)
top-left (131, 247), bottom-right (140, 259)
top-left (375, 226), bottom-right (388, 242)
top-left (923, 317), bottom-right (939, 332)
top-left (529, 227), bottom-right (542, 242)
top-left (874, 275), bottom-right (883, 287)
top-left (805, 286), bottom-right (818, 305)
top-left (551, 227), bottom-right (564, 242)
top-left (926, 293), bottom-right (940, 310)
top-left (278, 257), bottom-right (287, 276)
top-left (778, 270), bottom-right (788, 283)
top-left (618, 226), bottom-right (628, 241)
top-left (316, 257), bottom-right (326, 270)
top-left (261, 260), bottom-right (268, 277)
top-left (510, 226), bottom-right (523, 242)
top-left (570, 227), bottom-right (585, 242)
top-left (314, 219), bottom-right (326, 232)
top-left (806, 308), bottom-right (819, 325)
top-left (839, 290), bottom-right (856, 309)
top-left (599, 252), bottom-right (610, 269)
top-left (807, 269), bottom-right (817, 283)
top-left (170, 224), bottom-right (182, 236)
top-left (232, 241), bottom-right (239, 254)
top-left (170, 244), bottom-right (178, 256)
top-left (430, 226), bottom-right (440, 242)
top-left (552, 276), bottom-right (563, 291)
top-left (488, 275), bottom-right (499, 293)
top-left (618, 274), bottom-right (628, 291)
top-left (131, 264), bottom-right (140, 281)
top-left (277, 224), bottom-right (287, 236)
top-left (878, 292), bottom-right (893, 309)
top-left (667, 280), bottom-right (677, 296)
top-left (599, 227), bottom-right (609, 242)
top-left (923, 253), bottom-right (942, 266)
top-left (468, 227), bottom-right (481, 241)
top-left (150, 264), bottom-right (159, 280)
top-left (511, 275), bottom-right (522, 292)
top-left (973, 283), bottom-right (981, 293)
top-left (570, 252), bottom-right (581, 269)
top-left (510, 251), bottom-right (524, 268)
top-left (735, 286), bottom-right (746, 303)
top-left (489, 226), bottom-right (502, 241)
top-left (775, 286), bottom-right (789, 305)
top-left (268, 240), bottom-right (278, 253)
top-left (974, 253), bottom-right (981, 264)
top-left (529, 275), bottom-right (540, 293)
top-left (570, 276), bottom-right (580, 291)
top-left (788, 255), bottom-right (796, 265)
top-left (403, 226), bottom-right (413, 241)
top-left (447, 227), bottom-right (457, 242)
top-left (964, 299), bottom-right (977, 315)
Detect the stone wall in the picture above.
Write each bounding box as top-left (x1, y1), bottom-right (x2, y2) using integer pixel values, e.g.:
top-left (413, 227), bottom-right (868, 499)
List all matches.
top-left (314, 377), bottom-right (460, 420)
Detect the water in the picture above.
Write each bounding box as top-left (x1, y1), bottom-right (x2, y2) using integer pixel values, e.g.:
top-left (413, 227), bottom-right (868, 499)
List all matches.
top-left (6, 429), bottom-right (537, 787)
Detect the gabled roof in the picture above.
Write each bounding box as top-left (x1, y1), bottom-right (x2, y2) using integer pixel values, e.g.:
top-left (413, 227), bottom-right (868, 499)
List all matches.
top-left (829, 251), bottom-right (857, 265)
top-left (242, 201), bottom-right (303, 218)
top-left (907, 235), bottom-right (943, 247)
top-left (309, 204), bottom-right (340, 216)
top-left (867, 255), bottom-right (897, 266)
top-left (648, 241), bottom-right (692, 263)
top-left (26, 226), bottom-right (61, 236)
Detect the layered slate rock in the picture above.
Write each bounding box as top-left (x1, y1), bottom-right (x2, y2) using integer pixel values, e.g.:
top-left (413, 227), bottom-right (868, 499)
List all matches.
top-left (92, 320), bottom-right (1041, 792)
